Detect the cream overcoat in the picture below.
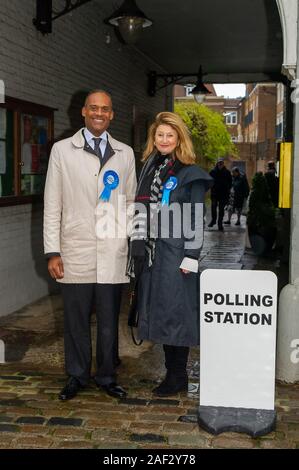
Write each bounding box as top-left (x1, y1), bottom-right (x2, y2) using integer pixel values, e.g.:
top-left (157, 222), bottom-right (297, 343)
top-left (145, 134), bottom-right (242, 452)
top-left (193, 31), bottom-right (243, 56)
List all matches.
top-left (43, 129), bottom-right (137, 283)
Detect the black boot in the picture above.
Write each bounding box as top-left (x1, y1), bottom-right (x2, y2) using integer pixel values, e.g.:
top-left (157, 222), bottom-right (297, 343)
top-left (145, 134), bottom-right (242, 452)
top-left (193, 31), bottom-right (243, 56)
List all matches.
top-left (152, 345), bottom-right (189, 397)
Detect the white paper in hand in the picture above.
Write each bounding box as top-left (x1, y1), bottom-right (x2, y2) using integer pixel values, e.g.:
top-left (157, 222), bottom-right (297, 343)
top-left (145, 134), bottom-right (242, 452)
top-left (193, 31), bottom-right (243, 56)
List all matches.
top-left (179, 257), bottom-right (199, 273)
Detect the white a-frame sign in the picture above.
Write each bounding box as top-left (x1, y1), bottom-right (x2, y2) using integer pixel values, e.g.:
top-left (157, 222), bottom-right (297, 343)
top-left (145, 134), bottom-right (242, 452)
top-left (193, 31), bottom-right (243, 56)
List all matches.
top-left (199, 269), bottom-right (277, 436)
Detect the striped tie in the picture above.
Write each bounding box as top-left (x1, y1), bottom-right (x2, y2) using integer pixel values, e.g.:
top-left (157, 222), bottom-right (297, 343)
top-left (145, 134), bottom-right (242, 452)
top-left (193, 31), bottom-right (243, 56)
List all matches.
top-left (93, 137), bottom-right (102, 159)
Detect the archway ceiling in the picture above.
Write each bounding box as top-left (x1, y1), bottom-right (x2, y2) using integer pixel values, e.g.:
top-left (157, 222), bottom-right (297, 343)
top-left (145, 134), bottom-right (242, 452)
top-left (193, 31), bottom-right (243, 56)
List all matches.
top-left (132, 0), bottom-right (283, 83)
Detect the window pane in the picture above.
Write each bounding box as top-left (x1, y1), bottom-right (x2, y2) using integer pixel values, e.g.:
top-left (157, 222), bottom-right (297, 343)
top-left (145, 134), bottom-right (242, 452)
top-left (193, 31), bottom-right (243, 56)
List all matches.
top-left (0, 108), bottom-right (14, 197)
top-left (20, 114), bottom-right (48, 195)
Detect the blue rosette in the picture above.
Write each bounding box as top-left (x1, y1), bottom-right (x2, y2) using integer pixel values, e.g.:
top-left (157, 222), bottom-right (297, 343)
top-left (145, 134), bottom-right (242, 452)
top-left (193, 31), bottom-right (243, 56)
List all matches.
top-left (161, 176), bottom-right (178, 206)
top-left (99, 170), bottom-right (119, 202)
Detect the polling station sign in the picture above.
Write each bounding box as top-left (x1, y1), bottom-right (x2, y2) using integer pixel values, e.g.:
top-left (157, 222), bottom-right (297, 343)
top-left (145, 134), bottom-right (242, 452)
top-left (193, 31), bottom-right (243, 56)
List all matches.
top-left (200, 269), bottom-right (277, 411)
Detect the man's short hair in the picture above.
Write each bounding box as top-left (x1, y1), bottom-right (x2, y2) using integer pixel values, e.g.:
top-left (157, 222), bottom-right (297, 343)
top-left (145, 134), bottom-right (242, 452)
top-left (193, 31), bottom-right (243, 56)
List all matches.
top-left (84, 89), bottom-right (113, 107)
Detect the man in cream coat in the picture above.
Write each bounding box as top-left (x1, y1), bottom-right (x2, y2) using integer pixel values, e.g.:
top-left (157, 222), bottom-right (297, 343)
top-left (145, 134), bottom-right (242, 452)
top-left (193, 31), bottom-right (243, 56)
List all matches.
top-left (44, 90), bottom-right (137, 400)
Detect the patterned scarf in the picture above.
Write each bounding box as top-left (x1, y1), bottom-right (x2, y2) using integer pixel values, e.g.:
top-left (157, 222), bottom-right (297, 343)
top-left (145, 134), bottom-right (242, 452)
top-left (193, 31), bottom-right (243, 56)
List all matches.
top-left (127, 152), bottom-right (184, 278)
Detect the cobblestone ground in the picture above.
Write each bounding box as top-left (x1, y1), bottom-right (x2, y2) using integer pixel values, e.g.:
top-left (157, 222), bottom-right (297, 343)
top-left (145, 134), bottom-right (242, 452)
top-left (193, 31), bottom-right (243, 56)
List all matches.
top-left (0, 216), bottom-right (298, 449)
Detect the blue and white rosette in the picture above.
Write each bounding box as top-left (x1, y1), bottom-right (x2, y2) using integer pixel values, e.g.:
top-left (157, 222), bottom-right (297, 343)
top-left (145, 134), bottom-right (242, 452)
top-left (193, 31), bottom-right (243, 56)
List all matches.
top-left (99, 170), bottom-right (119, 202)
top-left (161, 176), bottom-right (178, 206)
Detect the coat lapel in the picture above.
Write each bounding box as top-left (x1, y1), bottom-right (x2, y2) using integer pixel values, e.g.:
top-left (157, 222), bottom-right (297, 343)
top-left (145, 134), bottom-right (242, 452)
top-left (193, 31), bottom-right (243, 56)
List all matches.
top-left (101, 139), bottom-right (115, 168)
top-left (72, 129), bottom-right (118, 169)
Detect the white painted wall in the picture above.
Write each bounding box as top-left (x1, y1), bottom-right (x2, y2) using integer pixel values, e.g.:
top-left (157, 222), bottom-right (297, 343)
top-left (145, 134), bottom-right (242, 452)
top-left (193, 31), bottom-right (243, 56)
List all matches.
top-left (277, 0), bottom-right (299, 382)
top-left (289, 2), bottom-right (299, 284)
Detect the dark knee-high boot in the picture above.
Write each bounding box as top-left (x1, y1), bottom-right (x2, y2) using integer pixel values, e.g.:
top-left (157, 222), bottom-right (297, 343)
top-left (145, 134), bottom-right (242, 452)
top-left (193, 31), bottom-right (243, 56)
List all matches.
top-left (152, 345), bottom-right (189, 396)
top-left (173, 346), bottom-right (189, 383)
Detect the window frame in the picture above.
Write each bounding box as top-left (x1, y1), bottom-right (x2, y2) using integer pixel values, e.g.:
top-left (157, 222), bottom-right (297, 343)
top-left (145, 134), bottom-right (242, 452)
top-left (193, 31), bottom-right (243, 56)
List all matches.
top-left (0, 96), bottom-right (55, 207)
top-left (225, 111), bottom-right (238, 125)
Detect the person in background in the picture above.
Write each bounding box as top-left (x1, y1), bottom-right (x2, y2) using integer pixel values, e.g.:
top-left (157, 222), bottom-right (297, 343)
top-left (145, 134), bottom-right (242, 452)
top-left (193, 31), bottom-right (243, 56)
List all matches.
top-left (208, 158), bottom-right (232, 231)
top-left (264, 160), bottom-right (279, 208)
top-left (128, 112), bottom-right (213, 397)
top-left (224, 167), bottom-right (250, 226)
top-left (44, 90), bottom-right (136, 401)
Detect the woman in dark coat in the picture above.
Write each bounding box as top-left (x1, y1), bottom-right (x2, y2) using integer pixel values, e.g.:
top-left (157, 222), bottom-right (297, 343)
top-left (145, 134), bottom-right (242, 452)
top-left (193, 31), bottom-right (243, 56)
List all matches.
top-left (128, 112), bottom-right (212, 396)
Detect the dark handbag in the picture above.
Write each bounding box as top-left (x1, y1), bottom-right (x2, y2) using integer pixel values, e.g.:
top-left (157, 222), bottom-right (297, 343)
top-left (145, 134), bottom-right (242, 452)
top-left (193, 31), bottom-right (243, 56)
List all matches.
top-left (128, 282), bottom-right (143, 346)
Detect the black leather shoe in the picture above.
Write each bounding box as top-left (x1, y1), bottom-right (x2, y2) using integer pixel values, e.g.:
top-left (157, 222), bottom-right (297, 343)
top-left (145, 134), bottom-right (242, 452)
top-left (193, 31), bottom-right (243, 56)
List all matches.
top-left (208, 221), bottom-right (215, 227)
top-left (59, 377), bottom-right (83, 401)
top-left (98, 382), bottom-right (127, 399)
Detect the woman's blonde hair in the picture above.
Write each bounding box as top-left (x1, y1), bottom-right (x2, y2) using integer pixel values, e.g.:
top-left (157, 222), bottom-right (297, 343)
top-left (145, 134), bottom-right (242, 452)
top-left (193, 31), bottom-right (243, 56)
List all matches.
top-left (142, 112), bottom-right (196, 164)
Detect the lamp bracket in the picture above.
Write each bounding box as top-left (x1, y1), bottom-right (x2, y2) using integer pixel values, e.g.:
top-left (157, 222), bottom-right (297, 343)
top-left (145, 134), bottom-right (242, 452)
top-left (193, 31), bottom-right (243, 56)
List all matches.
top-left (33, 0), bottom-right (93, 34)
top-left (52, 0), bottom-right (93, 22)
top-left (148, 71), bottom-right (205, 97)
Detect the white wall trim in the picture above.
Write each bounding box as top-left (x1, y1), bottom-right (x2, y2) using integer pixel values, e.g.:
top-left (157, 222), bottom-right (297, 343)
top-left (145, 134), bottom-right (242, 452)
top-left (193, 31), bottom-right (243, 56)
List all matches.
top-left (276, 0), bottom-right (298, 80)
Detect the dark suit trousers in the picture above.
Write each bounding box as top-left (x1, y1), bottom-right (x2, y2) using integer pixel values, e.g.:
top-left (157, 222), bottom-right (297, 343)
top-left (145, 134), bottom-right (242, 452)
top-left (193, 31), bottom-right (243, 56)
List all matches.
top-left (61, 283), bottom-right (122, 386)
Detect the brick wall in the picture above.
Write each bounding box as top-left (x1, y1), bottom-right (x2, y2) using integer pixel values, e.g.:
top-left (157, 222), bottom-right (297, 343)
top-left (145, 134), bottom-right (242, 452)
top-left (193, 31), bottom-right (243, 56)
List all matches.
top-left (0, 0), bottom-right (169, 316)
top-left (234, 143), bottom-right (257, 183)
top-left (257, 87), bottom-right (277, 142)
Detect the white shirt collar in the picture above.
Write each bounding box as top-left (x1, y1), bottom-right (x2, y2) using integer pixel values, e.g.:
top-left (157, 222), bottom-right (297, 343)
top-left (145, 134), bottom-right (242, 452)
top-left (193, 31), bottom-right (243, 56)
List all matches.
top-left (83, 128), bottom-right (108, 145)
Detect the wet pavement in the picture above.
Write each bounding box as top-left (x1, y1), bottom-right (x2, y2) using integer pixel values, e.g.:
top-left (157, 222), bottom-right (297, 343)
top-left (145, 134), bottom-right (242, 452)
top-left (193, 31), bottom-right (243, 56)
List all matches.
top-left (0, 215), bottom-right (298, 449)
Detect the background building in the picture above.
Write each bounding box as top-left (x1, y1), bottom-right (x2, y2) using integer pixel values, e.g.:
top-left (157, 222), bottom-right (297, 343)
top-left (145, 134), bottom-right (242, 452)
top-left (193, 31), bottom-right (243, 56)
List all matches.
top-left (174, 82), bottom-right (286, 182)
